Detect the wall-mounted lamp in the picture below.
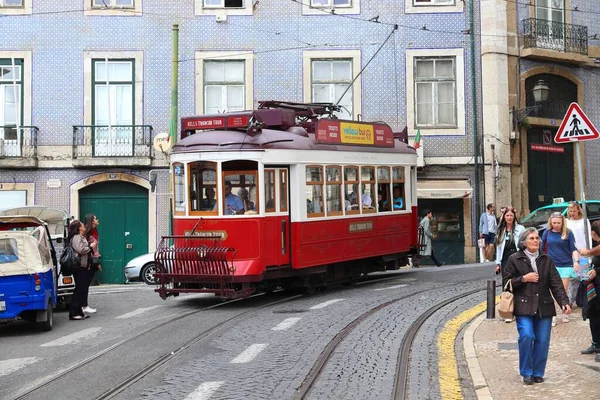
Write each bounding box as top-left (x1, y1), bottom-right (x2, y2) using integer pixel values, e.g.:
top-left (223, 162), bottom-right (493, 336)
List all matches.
top-left (510, 79), bottom-right (551, 144)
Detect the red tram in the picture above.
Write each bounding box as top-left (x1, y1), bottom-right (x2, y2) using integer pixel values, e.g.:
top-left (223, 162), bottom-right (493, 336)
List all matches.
top-left (155, 101), bottom-right (419, 300)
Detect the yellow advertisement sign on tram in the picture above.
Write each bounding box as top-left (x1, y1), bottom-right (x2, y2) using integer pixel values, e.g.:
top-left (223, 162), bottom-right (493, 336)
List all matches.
top-left (340, 122), bottom-right (374, 145)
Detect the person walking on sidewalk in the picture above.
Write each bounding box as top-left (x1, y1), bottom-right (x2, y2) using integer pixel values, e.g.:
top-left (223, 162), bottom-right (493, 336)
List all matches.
top-left (67, 220), bottom-right (98, 320)
top-left (479, 203), bottom-right (497, 262)
top-left (566, 201), bottom-right (591, 305)
top-left (418, 210), bottom-right (444, 267)
top-left (83, 214), bottom-right (101, 314)
top-left (503, 227), bottom-right (571, 385)
top-left (542, 212), bottom-right (578, 325)
top-left (576, 220), bottom-right (600, 362)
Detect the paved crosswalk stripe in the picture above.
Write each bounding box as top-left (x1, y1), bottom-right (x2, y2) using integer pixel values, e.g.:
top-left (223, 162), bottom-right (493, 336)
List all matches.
top-left (115, 305), bottom-right (163, 319)
top-left (271, 317), bottom-right (301, 331)
top-left (230, 343), bottom-right (268, 364)
top-left (184, 381), bottom-right (225, 400)
top-left (309, 299), bottom-right (344, 310)
top-left (0, 357), bottom-right (39, 378)
top-left (40, 327), bottom-right (101, 347)
top-left (373, 284), bottom-right (407, 291)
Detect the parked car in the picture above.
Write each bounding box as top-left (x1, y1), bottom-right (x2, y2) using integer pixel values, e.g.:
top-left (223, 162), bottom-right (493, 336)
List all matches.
top-left (124, 252), bottom-right (156, 284)
top-left (520, 200), bottom-right (600, 238)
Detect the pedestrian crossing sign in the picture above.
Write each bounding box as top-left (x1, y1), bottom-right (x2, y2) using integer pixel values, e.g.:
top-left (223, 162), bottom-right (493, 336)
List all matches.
top-left (554, 102), bottom-right (600, 143)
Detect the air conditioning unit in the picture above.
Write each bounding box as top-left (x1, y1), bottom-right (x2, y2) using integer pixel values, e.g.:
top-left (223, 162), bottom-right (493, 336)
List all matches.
top-left (216, 14), bottom-right (227, 22)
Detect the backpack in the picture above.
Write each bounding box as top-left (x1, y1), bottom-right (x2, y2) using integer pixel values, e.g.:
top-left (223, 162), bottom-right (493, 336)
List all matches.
top-left (59, 245), bottom-right (80, 276)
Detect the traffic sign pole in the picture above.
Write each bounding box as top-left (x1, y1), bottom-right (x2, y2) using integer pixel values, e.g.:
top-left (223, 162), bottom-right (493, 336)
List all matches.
top-left (575, 141), bottom-right (590, 249)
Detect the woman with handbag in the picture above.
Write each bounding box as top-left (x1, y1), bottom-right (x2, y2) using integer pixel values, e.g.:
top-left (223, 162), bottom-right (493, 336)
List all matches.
top-left (503, 227), bottom-right (571, 385)
top-left (83, 214), bottom-right (102, 314)
top-left (68, 219), bottom-right (98, 320)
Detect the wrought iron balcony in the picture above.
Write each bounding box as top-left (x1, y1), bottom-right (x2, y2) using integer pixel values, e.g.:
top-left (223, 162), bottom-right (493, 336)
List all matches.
top-left (522, 18), bottom-right (588, 56)
top-left (0, 126), bottom-right (38, 159)
top-left (73, 125), bottom-right (153, 159)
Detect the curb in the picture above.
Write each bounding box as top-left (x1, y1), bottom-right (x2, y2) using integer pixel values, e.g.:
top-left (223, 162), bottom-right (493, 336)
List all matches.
top-left (463, 312), bottom-right (493, 400)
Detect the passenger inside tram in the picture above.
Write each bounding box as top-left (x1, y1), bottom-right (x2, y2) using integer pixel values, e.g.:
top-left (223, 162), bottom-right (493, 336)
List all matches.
top-left (393, 186), bottom-right (404, 210)
top-left (238, 188), bottom-right (256, 213)
top-left (224, 181), bottom-right (245, 215)
top-left (201, 187), bottom-right (217, 211)
top-left (361, 185), bottom-right (373, 209)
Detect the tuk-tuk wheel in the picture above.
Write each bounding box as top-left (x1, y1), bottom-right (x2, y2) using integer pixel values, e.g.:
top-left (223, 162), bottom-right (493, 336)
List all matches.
top-left (37, 300), bottom-right (53, 332)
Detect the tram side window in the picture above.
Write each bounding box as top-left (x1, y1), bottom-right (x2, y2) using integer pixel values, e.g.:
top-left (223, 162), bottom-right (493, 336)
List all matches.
top-left (326, 166), bottom-right (342, 216)
top-left (392, 167), bottom-right (405, 211)
top-left (361, 166), bottom-right (376, 213)
top-left (306, 166), bottom-right (324, 217)
top-left (222, 172), bottom-right (258, 215)
top-left (344, 166), bottom-right (359, 215)
top-left (377, 166), bottom-right (391, 212)
top-left (279, 170), bottom-right (288, 212)
top-left (265, 169), bottom-right (276, 212)
top-left (189, 161), bottom-right (218, 213)
top-left (173, 163), bottom-right (186, 215)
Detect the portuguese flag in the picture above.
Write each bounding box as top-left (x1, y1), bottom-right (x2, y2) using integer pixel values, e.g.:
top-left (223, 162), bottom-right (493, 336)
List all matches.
top-left (413, 129), bottom-right (421, 149)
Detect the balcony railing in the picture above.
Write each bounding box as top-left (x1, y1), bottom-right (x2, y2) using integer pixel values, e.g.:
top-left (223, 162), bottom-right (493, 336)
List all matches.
top-left (522, 18), bottom-right (588, 55)
top-left (73, 125), bottom-right (153, 158)
top-left (0, 126), bottom-right (38, 158)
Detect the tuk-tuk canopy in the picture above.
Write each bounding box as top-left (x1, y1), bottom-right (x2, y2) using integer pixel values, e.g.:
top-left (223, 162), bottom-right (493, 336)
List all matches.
top-left (0, 231), bottom-right (53, 277)
top-left (0, 207), bottom-right (69, 237)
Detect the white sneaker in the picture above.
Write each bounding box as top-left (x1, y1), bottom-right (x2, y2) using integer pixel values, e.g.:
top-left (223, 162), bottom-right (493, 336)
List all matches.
top-left (504, 318), bottom-right (513, 323)
top-left (552, 316), bottom-right (557, 327)
top-left (82, 306), bottom-right (97, 314)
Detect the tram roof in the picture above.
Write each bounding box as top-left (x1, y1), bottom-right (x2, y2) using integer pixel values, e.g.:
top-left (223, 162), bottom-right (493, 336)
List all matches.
top-left (172, 128), bottom-right (417, 155)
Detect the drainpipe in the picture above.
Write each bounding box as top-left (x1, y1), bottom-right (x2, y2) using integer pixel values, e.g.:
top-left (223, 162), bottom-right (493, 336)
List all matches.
top-left (168, 24), bottom-right (180, 238)
top-left (469, 0), bottom-right (481, 246)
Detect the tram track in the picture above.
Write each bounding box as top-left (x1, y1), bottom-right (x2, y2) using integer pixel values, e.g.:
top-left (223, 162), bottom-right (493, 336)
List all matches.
top-left (13, 292), bottom-right (300, 400)
top-left (11, 271), bottom-right (416, 400)
top-left (293, 285), bottom-right (485, 400)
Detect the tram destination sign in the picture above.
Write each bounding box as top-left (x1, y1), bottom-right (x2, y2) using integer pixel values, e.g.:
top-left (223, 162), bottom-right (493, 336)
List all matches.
top-left (181, 113), bottom-right (251, 139)
top-left (316, 119), bottom-right (395, 148)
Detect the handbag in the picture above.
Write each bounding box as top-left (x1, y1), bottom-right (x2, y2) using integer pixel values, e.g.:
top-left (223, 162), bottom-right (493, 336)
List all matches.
top-left (497, 279), bottom-right (514, 319)
top-left (59, 245), bottom-right (80, 276)
top-left (92, 255), bottom-right (102, 266)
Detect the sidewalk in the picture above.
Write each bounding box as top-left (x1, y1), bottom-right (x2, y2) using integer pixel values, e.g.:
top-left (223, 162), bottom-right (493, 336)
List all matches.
top-left (466, 309), bottom-right (600, 399)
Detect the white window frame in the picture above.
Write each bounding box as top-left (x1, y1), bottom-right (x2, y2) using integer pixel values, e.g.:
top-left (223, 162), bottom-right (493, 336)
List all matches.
top-left (195, 51), bottom-right (254, 115)
top-left (303, 50), bottom-right (361, 120)
top-left (196, 0), bottom-right (252, 15)
top-left (0, 51), bottom-right (31, 129)
top-left (405, 0), bottom-right (462, 14)
top-left (406, 49), bottom-right (465, 136)
top-left (0, 0), bottom-right (31, 15)
top-left (203, 60), bottom-right (246, 114)
top-left (0, 183), bottom-right (33, 205)
top-left (85, 0), bottom-right (141, 16)
top-left (84, 51), bottom-right (143, 127)
top-left (302, 0), bottom-right (359, 15)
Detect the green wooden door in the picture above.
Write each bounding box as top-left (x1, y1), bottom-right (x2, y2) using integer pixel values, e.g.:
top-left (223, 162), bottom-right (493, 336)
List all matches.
top-left (80, 181), bottom-right (149, 284)
top-left (527, 128), bottom-right (574, 211)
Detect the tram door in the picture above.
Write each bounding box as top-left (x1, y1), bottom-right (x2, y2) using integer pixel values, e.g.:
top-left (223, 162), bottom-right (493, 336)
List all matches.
top-left (264, 168), bottom-right (291, 266)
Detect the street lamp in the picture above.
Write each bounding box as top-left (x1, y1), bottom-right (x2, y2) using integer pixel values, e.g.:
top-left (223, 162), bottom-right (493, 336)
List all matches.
top-left (510, 79), bottom-right (551, 142)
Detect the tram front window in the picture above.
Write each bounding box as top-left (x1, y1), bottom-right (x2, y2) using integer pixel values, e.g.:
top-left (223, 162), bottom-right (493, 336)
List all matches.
top-left (189, 161), bottom-right (218, 214)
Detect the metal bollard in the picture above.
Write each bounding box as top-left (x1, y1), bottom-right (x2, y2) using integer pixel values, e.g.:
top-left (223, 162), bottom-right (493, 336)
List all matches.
top-left (486, 280), bottom-right (496, 319)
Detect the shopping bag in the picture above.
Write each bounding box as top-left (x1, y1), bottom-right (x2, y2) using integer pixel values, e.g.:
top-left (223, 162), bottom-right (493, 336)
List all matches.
top-left (497, 280), bottom-right (514, 319)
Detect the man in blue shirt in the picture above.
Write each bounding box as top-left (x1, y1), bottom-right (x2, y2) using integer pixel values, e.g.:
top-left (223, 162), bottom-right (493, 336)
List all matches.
top-left (224, 181), bottom-right (244, 215)
top-left (393, 186), bottom-right (404, 210)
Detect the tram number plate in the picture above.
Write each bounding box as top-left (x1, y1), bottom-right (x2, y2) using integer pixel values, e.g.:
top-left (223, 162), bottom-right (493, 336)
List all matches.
top-left (0, 301), bottom-right (5, 311)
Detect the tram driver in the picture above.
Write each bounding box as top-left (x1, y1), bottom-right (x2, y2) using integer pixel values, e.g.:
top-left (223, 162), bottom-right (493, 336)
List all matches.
top-left (224, 181), bottom-right (245, 215)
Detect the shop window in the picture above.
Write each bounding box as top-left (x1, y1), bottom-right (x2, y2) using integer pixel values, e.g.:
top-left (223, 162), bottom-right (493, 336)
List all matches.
top-left (344, 166), bottom-right (359, 215)
top-left (265, 169), bottom-right (276, 213)
top-left (360, 166), bottom-right (376, 213)
top-left (392, 167), bottom-right (406, 211)
top-left (306, 166), bottom-right (324, 217)
top-left (326, 166), bottom-right (342, 216)
top-left (173, 163), bottom-right (186, 215)
top-left (222, 172), bottom-right (257, 215)
top-left (377, 166), bottom-right (391, 212)
top-left (279, 169), bottom-right (288, 212)
top-left (189, 161), bottom-right (218, 214)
